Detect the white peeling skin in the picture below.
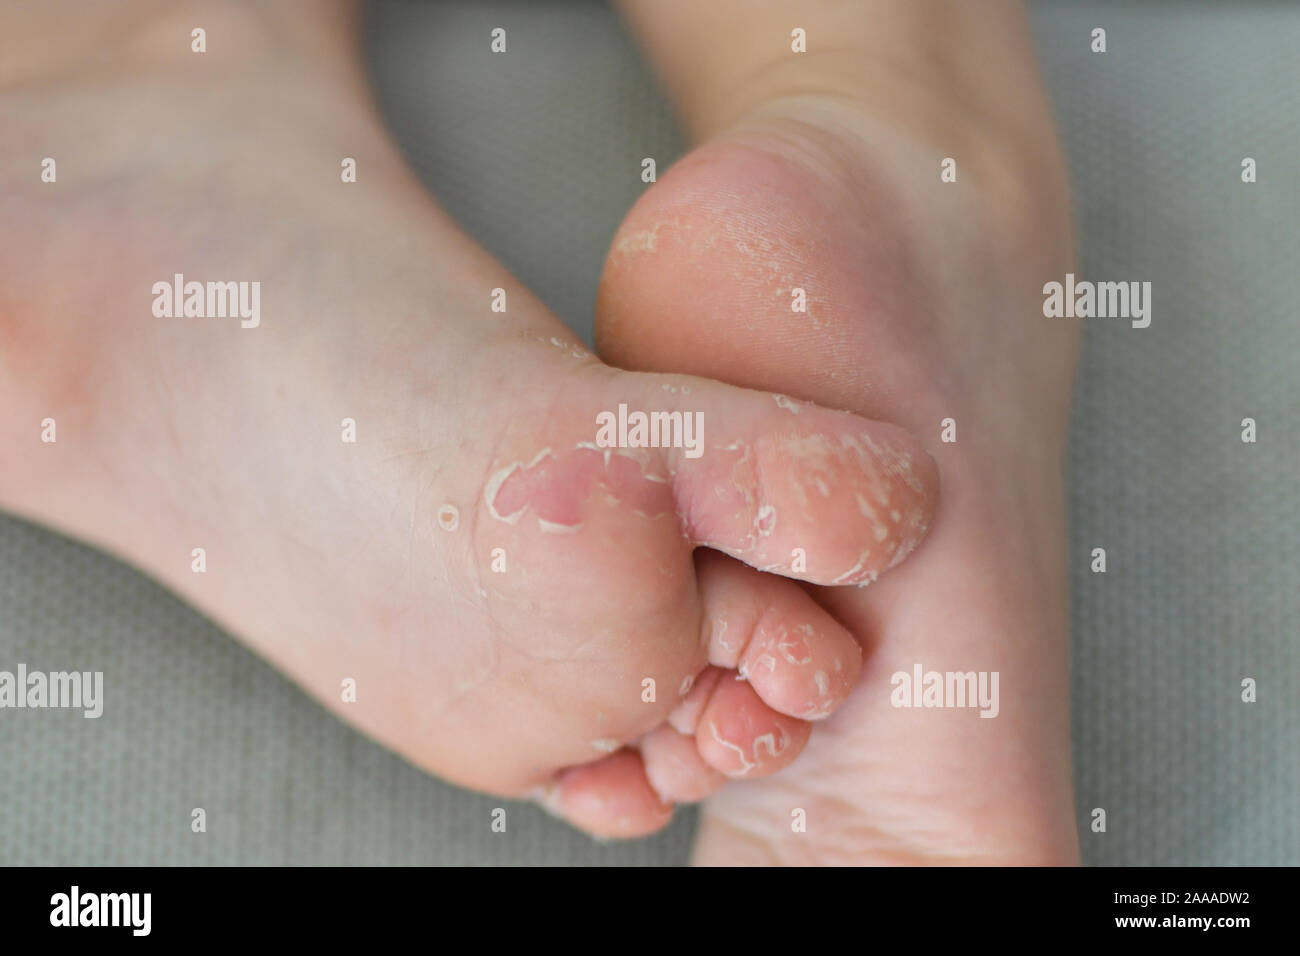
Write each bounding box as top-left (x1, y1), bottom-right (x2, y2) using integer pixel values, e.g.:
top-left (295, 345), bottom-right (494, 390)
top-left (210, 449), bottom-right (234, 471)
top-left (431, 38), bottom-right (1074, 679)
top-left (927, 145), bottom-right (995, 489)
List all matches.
top-left (858, 431), bottom-right (926, 494)
top-left (437, 505), bottom-right (460, 531)
top-left (707, 720), bottom-right (758, 776)
top-left (713, 618), bottom-right (739, 655)
top-left (538, 518), bottom-right (582, 534)
top-left (679, 674), bottom-right (695, 696)
top-left (773, 394), bottom-right (802, 414)
top-left (888, 510), bottom-right (930, 568)
top-left (527, 781), bottom-right (565, 817)
top-left (591, 738), bottom-right (619, 753)
top-left (616, 225), bottom-right (659, 255)
top-left (799, 701), bottom-right (834, 720)
top-left (776, 631), bottom-right (812, 665)
top-left (483, 442), bottom-right (670, 530)
top-left (709, 714), bottom-right (791, 776)
top-left (831, 549), bottom-right (874, 585)
top-left (752, 731), bottom-right (786, 763)
top-left (483, 447), bottom-right (554, 524)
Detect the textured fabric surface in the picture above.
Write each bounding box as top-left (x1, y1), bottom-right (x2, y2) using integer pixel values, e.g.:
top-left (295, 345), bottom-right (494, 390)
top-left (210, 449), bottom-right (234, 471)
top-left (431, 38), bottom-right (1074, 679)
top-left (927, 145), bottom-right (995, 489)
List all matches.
top-left (1, 0), bottom-right (1296, 865)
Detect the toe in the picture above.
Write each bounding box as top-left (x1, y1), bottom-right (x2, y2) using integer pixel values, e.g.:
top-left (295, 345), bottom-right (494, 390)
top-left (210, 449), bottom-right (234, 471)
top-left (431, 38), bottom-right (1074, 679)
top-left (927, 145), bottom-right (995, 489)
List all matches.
top-left (625, 371), bottom-right (939, 586)
top-left (640, 723), bottom-right (728, 803)
top-left (543, 749), bottom-right (675, 839)
top-left (694, 675), bottom-right (812, 779)
top-left (698, 551), bottom-right (861, 720)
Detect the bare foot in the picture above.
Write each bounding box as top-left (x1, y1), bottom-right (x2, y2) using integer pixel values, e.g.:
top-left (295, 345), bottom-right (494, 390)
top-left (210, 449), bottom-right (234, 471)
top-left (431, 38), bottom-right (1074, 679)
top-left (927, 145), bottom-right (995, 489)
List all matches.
top-left (0, 0), bottom-right (938, 838)
top-left (598, 0), bottom-right (1081, 862)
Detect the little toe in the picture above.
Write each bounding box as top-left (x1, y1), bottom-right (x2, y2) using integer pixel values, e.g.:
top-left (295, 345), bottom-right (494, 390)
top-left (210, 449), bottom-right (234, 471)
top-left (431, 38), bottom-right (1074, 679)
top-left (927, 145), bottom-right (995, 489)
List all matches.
top-left (640, 723), bottom-right (729, 803)
top-left (541, 749), bottom-right (675, 840)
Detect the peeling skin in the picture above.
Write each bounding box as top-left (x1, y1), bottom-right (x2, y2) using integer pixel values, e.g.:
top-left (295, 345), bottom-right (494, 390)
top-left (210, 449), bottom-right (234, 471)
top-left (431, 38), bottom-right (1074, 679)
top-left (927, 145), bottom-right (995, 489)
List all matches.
top-left (773, 394), bottom-right (802, 414)
top-left (776, 629), bottom-right (813, 665)
top-left (752, 731), bottom-right (784, 761)
top-left (486, 444), bottom-right (673, 531)
top-left (538, 518), bottom-right (583, 534)
top-left (814, 670), bottom-right (829, 696)
top-left (484, 448), bottom-right (552, 524)
top-left (708, 721), bottom-right (757, 775)
top-left (706, 721), bottom-right (790, 778)
top-left (679, 675), bottom-right (695, 696)
top-left (854, 431), bottom-right (925, 494)
top-left (537, 336), bottom-right (590, 360)
top-left (887, 507), bottom-right (931, 570)
top-left (528, 781), bottom-right (564, 817)
top-left (714, 618), bottom-right (740, 655)
top-left (799, 702), bottom-right (834, 720)
top-left (437, 505), bottom-right (460, 531)
top-left (591, 738), bottom-right (619, 753)
top-left (831, 550), bottom-right (874, 585)
top-left (693, 426), bottom-right (932, 584)
top-left (615, 224), bottom-right (660, 255)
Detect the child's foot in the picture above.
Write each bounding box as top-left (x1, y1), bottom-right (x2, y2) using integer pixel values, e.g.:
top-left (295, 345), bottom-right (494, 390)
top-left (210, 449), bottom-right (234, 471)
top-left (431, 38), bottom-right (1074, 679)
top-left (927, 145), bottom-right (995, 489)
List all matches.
top-left (0, 1), bottom-right (938, 838)
top-left (598, 4), bottom-right (1081, 862)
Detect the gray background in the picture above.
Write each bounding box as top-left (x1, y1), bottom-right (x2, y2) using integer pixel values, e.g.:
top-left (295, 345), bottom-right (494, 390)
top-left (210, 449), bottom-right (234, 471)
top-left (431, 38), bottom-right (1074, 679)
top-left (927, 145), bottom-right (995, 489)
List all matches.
top-left (1, 0), bottom-right (1296, 865)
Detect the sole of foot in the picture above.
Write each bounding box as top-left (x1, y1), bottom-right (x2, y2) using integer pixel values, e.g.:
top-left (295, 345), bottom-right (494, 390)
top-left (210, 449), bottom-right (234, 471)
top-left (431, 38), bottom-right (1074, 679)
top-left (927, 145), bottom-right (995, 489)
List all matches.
top-left (597, 92), bottom-right (1082, 862)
